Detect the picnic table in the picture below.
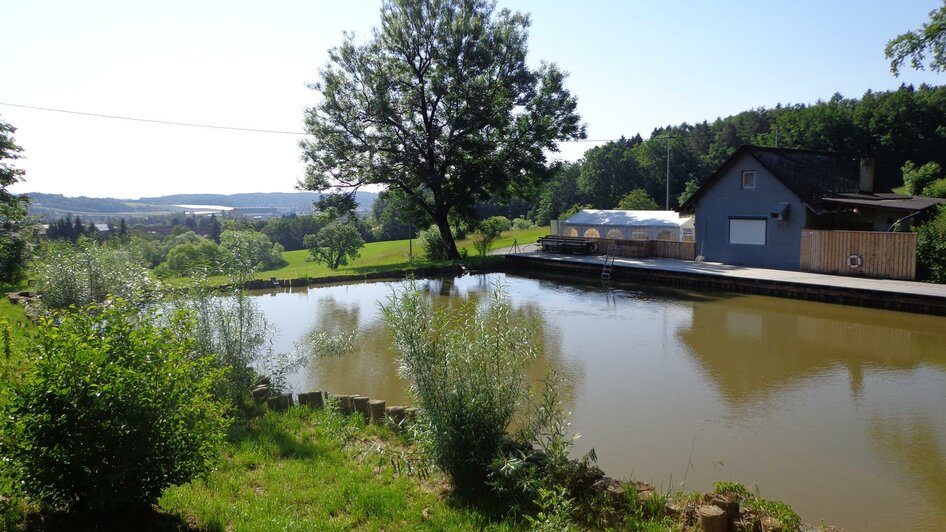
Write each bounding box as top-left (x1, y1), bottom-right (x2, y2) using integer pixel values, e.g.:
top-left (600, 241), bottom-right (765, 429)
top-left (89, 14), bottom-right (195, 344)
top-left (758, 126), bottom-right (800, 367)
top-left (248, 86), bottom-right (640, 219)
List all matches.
top-left (537, 236), bottom-right (598, 255)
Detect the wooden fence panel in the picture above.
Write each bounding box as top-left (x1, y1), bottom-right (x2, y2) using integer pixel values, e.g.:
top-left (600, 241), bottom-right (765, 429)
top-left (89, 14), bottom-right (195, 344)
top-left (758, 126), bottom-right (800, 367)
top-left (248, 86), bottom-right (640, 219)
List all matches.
top-left (540, 236), bottom-right (695, 261)
top-left (799, 230), bottom-right (916, 280)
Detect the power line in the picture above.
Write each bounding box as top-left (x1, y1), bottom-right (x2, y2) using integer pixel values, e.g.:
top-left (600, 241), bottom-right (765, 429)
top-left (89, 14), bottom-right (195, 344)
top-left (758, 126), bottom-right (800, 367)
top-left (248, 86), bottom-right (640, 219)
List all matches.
top-left (0, 101), bottom-right (620, 142)
top-left (0, 102), bottom-right (305, 135)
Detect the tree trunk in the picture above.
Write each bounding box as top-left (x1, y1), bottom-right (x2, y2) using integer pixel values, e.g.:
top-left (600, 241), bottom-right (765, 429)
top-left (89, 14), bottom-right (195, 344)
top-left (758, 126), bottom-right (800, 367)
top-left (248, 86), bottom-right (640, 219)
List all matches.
top-left (433, 210), bottom-right (461, 260)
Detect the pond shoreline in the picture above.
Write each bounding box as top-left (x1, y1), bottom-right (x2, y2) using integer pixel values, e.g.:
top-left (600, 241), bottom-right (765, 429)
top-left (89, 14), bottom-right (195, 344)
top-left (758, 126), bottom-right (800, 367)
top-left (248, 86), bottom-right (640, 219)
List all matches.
top-left (505, 252), bottom-right (946, 316)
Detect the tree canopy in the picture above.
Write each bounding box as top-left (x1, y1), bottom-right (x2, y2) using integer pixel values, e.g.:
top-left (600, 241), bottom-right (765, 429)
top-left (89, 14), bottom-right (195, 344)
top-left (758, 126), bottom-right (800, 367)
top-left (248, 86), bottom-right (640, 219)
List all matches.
top-left (300, 0), bottom-right (585, 259)
top-left (886, 1), bottom-right (946, 75)
top-left (0, 117), bottom-right (30, 283)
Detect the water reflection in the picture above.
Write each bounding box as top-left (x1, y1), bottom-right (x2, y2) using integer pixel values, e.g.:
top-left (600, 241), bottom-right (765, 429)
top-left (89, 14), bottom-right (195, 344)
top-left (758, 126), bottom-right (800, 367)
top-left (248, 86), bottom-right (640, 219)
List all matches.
top-left (252, 274), bottom-right (946, 530)
top-left (678, 294), bottom-right (946, 405)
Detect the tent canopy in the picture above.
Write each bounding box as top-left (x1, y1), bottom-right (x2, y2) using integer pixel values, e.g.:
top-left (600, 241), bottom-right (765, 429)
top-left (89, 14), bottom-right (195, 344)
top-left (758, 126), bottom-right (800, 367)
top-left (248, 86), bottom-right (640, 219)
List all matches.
top-left (561, 210), bottom-right (694, 241)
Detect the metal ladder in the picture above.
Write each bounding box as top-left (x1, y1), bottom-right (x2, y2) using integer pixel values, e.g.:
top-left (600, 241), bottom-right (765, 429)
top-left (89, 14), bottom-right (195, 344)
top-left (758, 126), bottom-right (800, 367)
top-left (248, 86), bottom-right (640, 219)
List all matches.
top-left (601, 244), bottom-right (616, 281)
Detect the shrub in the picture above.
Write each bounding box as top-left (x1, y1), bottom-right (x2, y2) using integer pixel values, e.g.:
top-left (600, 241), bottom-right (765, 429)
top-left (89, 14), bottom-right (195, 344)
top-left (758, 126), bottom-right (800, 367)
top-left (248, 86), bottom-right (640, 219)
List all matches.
top-left (512, 217), bottom-right (535, 230)
top-left (418, 225), bottom-right (450, 260)
top-left (471, 217), bottom-right (508, 257)
top-left (917, 205), bottom-right (946, 282)
top-left (31, 240), bottom-right (160, 309)
top-left (0, 302), bottom-right (228, 513)
top-left (382, 282), bottom-right (538, 489)
top-left (168, 281), bottom-right (302, 409)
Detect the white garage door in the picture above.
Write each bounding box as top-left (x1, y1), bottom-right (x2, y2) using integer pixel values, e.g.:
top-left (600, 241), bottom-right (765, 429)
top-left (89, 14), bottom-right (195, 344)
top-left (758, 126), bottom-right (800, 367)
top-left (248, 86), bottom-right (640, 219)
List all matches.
top-left (729, 218), bottom-right (766, 245)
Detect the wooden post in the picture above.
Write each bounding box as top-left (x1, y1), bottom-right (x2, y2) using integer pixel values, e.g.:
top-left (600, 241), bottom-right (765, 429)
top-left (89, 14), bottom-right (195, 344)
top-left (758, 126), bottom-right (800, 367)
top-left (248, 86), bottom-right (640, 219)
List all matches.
top-left (697, 505), bottom-right (727, 532)
top-left (385, 406), bottom-right (406, 426)
top-left (338, 395), bottom-right (354, 415)
top-left (353, 396), bottom-right (370, 420)
top-left (310, 390), bottom-right (324, 409)
top-left (760, 516), bottom-right (783, 532)
top-left (368, 400), bottom-right (386, 423)
top-left (266, 393), bottom-right (293, 412)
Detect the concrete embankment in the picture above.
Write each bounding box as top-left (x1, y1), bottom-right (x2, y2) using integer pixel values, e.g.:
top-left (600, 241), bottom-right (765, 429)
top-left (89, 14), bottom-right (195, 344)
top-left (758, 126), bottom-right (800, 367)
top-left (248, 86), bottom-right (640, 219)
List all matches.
top-left (505, 252), bottom-right (946, 316)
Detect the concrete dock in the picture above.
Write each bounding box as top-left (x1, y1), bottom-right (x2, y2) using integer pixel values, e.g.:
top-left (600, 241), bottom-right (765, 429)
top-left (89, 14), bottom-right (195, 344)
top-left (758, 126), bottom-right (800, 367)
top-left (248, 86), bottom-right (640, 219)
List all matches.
top-left (505, 251), bottom-right (946, 316)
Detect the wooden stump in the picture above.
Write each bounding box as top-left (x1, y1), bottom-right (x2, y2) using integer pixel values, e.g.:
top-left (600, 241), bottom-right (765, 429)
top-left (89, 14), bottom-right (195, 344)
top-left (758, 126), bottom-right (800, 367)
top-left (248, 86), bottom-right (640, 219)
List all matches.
top-left (368, 400), bottom-right (386, 423)
top-left (352, 396), bottom-right (370, 420)
top-left (385, 406), bottom-right (406, 426)
top-left (710, 495), bottom-right (739, 529)
top-left (266, 393), bottom-right (293, 412)
top-left (338, 395), bottom-right (354, 415)
top-left (309, 390), bottom-right (325, 409)
top-left (697, 504), bottom-right (727, 532)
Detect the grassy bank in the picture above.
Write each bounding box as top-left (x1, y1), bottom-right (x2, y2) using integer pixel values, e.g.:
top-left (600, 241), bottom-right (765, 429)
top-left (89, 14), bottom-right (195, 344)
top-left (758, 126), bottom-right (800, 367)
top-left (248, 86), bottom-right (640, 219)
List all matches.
top-left (158, 408), bottom-right (508, 531)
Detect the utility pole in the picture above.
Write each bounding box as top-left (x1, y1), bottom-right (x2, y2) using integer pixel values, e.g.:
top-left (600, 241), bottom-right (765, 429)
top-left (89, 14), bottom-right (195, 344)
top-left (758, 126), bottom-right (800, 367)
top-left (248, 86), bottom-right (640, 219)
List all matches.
top-left (662, 135), bottom-right (680, 210)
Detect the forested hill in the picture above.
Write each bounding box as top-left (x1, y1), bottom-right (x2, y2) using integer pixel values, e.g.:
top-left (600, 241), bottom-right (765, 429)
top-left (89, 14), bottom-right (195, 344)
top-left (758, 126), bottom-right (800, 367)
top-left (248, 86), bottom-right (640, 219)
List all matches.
top-left (26, 191), bottom-right (378, 218)
top-left (530, 84), bottom-right (946, 224)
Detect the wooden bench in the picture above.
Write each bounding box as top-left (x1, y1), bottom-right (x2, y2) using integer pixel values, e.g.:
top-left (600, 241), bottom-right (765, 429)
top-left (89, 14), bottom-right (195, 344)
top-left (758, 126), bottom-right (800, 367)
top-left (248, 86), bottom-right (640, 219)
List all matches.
top-left (537, 236), bottom-right (598, 255)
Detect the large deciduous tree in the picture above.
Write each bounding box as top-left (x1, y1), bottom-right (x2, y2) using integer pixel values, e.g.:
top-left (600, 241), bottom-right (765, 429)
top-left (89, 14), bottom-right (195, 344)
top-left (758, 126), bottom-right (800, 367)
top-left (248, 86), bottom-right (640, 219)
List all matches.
top-left (300, 0), bottom-right (585, 259)
top-left (886, 1), bottom-right (946, 76)
top-left (0, 117), bottom-right (30, 284)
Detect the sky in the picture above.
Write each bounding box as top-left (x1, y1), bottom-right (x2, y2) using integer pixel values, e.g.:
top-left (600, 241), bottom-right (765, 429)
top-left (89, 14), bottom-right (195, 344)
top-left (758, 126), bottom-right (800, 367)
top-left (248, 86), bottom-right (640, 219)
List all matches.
top-left (3, 0), bottom-right (946, 199)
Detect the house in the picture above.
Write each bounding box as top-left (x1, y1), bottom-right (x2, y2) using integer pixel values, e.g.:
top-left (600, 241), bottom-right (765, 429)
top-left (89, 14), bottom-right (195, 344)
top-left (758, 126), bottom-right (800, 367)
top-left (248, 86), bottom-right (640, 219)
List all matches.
top-left (680, 145), bottom-right (944, 271)
top-left (559, 210), bottom-right (695, 242)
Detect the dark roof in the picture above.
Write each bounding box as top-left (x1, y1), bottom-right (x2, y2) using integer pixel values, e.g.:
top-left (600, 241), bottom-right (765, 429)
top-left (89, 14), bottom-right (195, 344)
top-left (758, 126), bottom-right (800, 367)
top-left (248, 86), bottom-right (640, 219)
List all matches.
top-left (822, 193), bottom-right (946, 212)
top-left (681, 145), bottom-right (861, 213)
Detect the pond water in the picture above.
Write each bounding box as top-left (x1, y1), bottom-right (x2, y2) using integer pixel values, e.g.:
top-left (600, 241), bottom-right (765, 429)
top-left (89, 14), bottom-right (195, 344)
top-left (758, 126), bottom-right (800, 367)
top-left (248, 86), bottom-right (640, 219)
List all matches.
top-left (252, 272), bottom-right (946, 530)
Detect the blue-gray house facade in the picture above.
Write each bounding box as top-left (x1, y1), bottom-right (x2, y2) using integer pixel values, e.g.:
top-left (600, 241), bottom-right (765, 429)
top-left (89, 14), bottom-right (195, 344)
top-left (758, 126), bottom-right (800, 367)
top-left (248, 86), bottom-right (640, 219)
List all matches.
top-left (682, 145), bottom-right (945, 271)
top-left (687, 153), bottom-right (809, 269)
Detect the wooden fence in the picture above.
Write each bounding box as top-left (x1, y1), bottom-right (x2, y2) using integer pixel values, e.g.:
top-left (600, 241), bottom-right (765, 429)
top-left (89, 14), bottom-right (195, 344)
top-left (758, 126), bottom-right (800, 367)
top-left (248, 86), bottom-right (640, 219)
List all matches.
top-left (799, 230), bottom-right (917, 280)
top-left (549, 236), bottom-right (696, 261)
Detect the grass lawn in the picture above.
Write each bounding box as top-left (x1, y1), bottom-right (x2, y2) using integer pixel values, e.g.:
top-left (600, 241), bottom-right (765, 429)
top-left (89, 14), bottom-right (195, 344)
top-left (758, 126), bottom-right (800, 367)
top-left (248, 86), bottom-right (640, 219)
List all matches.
top-left (192, 226), bottom-right (551, 285)
top-left (159, 409), bottom-right (512, 531)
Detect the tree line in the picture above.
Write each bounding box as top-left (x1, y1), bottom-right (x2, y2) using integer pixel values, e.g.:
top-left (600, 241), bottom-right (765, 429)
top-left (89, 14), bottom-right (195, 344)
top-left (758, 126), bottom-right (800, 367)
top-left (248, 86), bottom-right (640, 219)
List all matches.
top-left (527, 84), bottom-right (946, 225)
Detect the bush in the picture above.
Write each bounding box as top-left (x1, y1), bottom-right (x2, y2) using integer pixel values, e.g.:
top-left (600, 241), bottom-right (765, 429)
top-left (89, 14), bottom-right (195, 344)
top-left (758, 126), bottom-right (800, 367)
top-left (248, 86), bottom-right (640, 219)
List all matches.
top-left (382, 282), bottom-right (538, 489)
top-left (168, 281), bottom-right (302, 409)
top-left (917, 205), bottom-right (946, 282)
top-left (0, 302), bottom-right (228, 513)
top-left (418, 225), bottom-right (450, 260)
top-left (512, 217), bottom-right (535, 230)
top-left (31, 240), bottom-right (160, 309)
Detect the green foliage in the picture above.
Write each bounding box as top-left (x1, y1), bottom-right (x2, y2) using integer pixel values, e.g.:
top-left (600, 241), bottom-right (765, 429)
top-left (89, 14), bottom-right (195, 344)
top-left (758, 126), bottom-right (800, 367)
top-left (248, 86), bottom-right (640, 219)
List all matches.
top-left (615, 188), bottom-right (660, 210)
top-left (381, 282), bottom-right (538, 488)
top-left (885, 2), bottom-right (946, 75)
top-left (303, 221), bottom-right (365, 270)
top-left (418, 225), bottom-right (450, 261)
top-left (169, 279), bottom-right (299, 408)
top-left (160, 238), bottom-right (228, 277)
top-left (917, 205), bottom-right (946, 282)
top-left (261, 214), bottom-right (323, 250)
top-left (558, 203), bottom-right (593, 221)
top-left (922, 177), bottom-right (946, 197)
top-left (0, 302), bottom-right (228, 513)
top-left (524, 487), bottom-right (576, 532)
top-left (31, 240), bottom-right (160, 309)
top-left (219, 229), bottom-right (287, 279)
top-left (712, 482), bottom-right (801, 531)
top-left (511, 217), bottom-right (534, 230)
top-left (0, 118), bottom-right (31, 284)
top-left (471, 216), bottom-right (509, 257)
top-left (578, 136), bottom-right (647, 208)
top-left (902, 160), bottom-right (942, 195)
top-left (677, 178), bottom-right (700, 206)
top-left (300, 0), bottom-right (585, 259)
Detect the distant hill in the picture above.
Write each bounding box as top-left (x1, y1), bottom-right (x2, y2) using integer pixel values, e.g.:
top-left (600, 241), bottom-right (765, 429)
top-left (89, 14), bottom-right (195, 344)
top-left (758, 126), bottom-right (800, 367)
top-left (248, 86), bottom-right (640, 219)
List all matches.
top-left (25, 191), bottom-right (378, 219)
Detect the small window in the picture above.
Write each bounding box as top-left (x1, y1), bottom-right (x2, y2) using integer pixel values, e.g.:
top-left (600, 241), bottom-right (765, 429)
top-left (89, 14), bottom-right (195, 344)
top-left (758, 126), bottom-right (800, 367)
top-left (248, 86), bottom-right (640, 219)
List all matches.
top-left (583, 228), bottom-right (600, 238)
top-left (565, 227), bottom-right (578, 237)
top-left (729, 218), bottom-right (766, 245)
top-left (741, 171), bottom-right (756, 189)
top-left (630, 229), bottom-right (648, 240)
top-left (606, 228), bottom-right (623, 239)
top-left (682, 227), bottom-right (695, 242)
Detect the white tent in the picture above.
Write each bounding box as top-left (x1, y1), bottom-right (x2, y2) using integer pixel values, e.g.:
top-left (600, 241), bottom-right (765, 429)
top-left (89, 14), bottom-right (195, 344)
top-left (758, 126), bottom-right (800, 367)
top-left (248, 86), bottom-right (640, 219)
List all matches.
top-left (560, 210), bottom-right (695, 241)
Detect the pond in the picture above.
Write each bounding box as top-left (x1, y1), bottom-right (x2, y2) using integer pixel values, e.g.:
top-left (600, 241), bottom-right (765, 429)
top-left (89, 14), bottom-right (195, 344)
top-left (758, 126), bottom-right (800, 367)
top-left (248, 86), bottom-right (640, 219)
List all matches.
top-left (252, 272), bottom-right (946, 530)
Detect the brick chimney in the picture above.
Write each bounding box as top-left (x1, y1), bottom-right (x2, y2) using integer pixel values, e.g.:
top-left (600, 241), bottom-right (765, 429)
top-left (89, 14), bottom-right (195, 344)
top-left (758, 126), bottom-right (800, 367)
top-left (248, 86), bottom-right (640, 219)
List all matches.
top-left (859, 157), bottom-right (875, 193)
